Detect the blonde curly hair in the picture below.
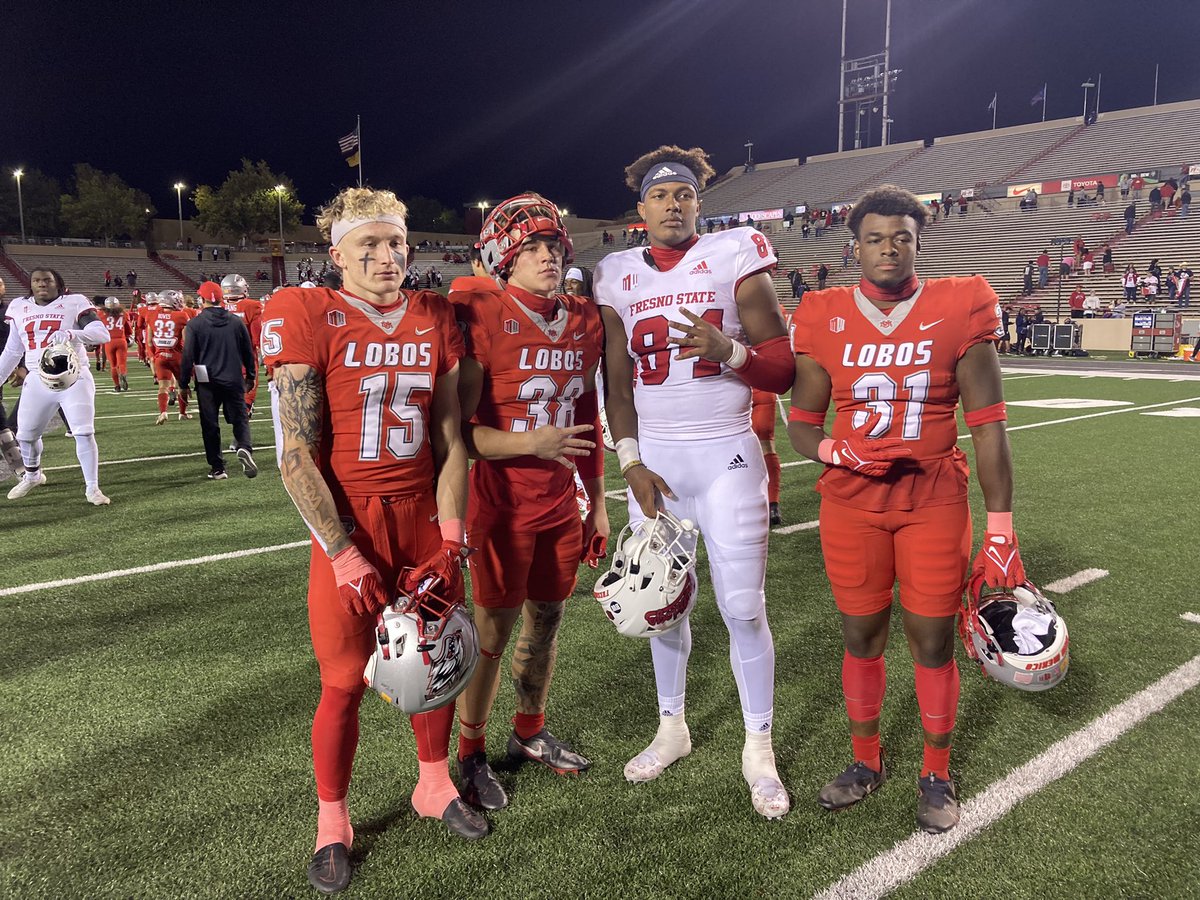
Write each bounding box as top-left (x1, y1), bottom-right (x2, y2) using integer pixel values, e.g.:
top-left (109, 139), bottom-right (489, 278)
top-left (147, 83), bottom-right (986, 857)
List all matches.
top-left (624, 145), bottom-right (716, 194)
top-left (316, 187), bottom-right (408, 241)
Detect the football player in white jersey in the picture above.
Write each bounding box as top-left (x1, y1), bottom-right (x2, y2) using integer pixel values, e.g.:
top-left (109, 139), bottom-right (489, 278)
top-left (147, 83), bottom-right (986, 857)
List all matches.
top-left (593, 146), bottom-right (795, 818)
top-left (0, 269), bottom-right (112, 504)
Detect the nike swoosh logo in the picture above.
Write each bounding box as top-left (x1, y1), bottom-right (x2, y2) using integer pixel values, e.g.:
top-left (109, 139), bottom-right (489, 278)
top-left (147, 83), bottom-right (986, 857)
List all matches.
top-left (415, 326), bottom-right (435, 335)
top-left (573, 331), bottom-right (587, 340)
top-left (918, 319), bottom-right (944, 331)
top-left (428, 513), bottom-right (439, 522)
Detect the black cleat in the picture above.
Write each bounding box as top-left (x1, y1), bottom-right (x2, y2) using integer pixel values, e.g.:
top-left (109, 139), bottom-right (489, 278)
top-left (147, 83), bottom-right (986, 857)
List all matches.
top-left (307, 842), bottom-right (351, 894)
top-left (769, 502), bottom-right (783, 527)
top-left (458, 751), bottom-right (509, 810)
top-left (237, 447), bottom-right (258, 478)
top-left (916, 774), bottom-right (960, 833)
top-left (168, 390), bottom-right (177, 406)
top-left (818, 752), bottom-right (887, 811)
top-left (207, 469), bottom-right (228, 480)
top-left (507, 728), bottom-right (591, 774)
top-left (416, 797), bottom-right (489, 840)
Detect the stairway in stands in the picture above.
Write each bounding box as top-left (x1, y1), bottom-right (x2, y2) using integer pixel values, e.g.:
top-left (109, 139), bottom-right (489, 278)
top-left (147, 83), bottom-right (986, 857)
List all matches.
top-left (0, 248), bottom-right (30, 291)
top-left (147, 253), bottom-right (198, 289)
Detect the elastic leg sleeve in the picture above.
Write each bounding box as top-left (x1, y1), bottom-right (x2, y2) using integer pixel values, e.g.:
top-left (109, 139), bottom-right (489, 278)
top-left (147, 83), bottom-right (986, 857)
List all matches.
top-left (764, 452), bottom-right (781, 504)
top-left (19, 438), bottom-right (43, 471)
top-left (842, 651), bottom-right (886, 722)
top-left (722, 612), bottom-right (776, 732)
top-left (73, 433), bottom-right (100, 489)
top-left (913, 659), bottom-right (960, 736)
top-left (649, 616), bottom-right (691, 716)
top-left (312, 683), bottom-right (366, 802)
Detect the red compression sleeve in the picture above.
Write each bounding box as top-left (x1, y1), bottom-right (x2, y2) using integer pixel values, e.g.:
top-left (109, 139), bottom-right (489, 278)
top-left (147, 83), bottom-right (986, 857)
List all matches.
top-left (789, 406), bottom-right (826, 426)
top-left (963, 401), bottom-right (1007, 427)
top-left (732, 335), bottom-right (793, 393)
top-left (573, 388), bottom-right (604, 480)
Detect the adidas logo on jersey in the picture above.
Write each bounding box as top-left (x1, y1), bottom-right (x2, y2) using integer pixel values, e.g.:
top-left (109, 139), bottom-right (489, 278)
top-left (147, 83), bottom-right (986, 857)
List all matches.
top-left (727, 454), bottom-right (749, 470)
top-left (651, 166), bottom-right (678, 179)
top-left (688, 261), bottom-right (712, 275)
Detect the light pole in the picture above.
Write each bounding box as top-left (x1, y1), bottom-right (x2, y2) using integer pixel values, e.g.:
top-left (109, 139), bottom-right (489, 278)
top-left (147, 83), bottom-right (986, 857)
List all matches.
top-left (744, 141), bottom-right (754, 166)
top-left (275, 184), bottom-right (286, 250)
top-left (13, 169), bottom-right (25, 244)
top-left (1081, 79), bottom-right (1095, 119)
top-left (173, 182), bottom-right (186, 243)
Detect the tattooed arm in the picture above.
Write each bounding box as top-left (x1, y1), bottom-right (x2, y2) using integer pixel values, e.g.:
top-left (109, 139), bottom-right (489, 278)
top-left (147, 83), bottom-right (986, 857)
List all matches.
top-left (273, 363), bottom-right (351, 555)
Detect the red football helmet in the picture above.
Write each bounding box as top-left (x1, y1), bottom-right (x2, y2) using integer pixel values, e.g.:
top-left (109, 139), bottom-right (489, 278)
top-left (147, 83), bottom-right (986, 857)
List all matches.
top-left (478, 192), bottom-right (574, 277)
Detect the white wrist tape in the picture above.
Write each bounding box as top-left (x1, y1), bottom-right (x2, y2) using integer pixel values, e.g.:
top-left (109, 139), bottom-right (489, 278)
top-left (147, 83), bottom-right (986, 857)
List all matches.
top-left (615, 437), bottom-right (641, 471)
top-left (727, 341), bottom-right (749, 370)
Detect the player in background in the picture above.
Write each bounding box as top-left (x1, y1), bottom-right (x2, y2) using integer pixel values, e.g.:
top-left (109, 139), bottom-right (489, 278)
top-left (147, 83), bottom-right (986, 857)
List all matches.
top-left (101, 297), bottom-right (132, 392)
top-left (451, 194), bottom-right (607, 811)
top-left (787, 184), bottom-right (1021, 834)
top-left (147, 291), bottom-right (191, 424)
top-left (220, 274), bottom-right (262, 418)
top-left (264, 187), bottom-right (481, 894)
top-left (448, 244), bottom-right (503, 296)
top-left (129, 292), bottom-right (149, 366)
top-left (594, 146), bottom-right (794, 818)
top-left (89, 298), bottom-right (108, 372)
top-left (0, 268), bottom-right (112, 504)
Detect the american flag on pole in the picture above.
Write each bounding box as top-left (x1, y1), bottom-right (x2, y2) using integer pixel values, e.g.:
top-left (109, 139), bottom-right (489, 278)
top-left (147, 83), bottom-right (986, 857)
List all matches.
top-left (339, 126), bottom-right (360, 168)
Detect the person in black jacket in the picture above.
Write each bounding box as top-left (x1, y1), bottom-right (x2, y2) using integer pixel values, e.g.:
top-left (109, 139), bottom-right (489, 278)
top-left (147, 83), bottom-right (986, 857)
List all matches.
top-left (180, 290), bottom-right (257, 480)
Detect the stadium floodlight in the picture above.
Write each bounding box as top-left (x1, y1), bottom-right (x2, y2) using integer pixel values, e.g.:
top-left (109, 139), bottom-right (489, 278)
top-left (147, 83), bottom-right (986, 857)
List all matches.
top-left (173, 182), bottom-right (186, 243)
top-left (13, 169), bottom-right (25, 244)
top-left (1081, 79), bottom-right (1096, 118)
top-left (275, 185), bottom-right (287, 250)
top-left (744, 141), bottom-right (754, 166)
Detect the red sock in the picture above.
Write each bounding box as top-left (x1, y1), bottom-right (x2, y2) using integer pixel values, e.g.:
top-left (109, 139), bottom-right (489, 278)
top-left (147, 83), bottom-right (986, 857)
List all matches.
top-left (914, 659), bottom-right (959, 779)
top-left (157, 393), bottom-right (168, 413)
top-left (843, 652), bottom-right (885, 770)
top-left (179, 393), bottom-right (188, 415)
top-left (764, 452), bottom-right (781, 504)
top-left (311, 684), bottom-right (365, 802)
top-left (409, 703), bottom-right (454, 763)
top-left (457, 717), bottom-right (487, 760)
top-left (111, 369), bottom-right (120, 388)
top-left (513, 711), bottom-right (544, 739)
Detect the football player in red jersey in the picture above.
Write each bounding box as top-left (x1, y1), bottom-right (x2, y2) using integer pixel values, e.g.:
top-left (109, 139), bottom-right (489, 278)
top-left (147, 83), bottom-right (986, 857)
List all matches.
top-left (146, 291), bottom-right (191, 424)
top-left (263, 187), bottom-right (479, 895)
top-left (752, 301), bottom-right (791, 526)
top-left (220, 274), bottom-right (263, 417)
top-left (101, 297), bottom-right (131, 392)
top-left (788, 184), bottom-right (1022, 834)
top-left (594, 146), bottom-right (794, 819)
top-left (450, 194), bottom-right (606, 811)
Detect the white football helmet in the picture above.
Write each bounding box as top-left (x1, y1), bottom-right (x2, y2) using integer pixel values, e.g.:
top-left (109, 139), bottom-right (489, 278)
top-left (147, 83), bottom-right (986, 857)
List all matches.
top-left (960, 574), bottom-right (1069, 692)
top-left (144, 291), bottom-right (160, 305)
top-left (161, 289), bottom-right (184, 309)
top-left (221, 273), bottom-right (249, 300)
top-left (594, 511), bottom-right (698, 638)
top-left (363, 573), bottom-right (479, 714)
top-left (38, 342), bottom-right (82, 392)
top-left (104, 296), bottom-right (121, 311)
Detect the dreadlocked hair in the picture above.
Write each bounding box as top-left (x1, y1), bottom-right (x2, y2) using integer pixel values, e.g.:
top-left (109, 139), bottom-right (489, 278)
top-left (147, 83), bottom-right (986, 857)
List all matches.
top-left (624, 145), bottom-right (716, 194)
top-left (847, 184), bottom-right (928, 238)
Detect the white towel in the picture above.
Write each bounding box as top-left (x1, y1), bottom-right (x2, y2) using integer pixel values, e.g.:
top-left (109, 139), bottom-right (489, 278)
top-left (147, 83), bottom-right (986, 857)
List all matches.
top-left (1011, 607), bottom-right (1054, 654)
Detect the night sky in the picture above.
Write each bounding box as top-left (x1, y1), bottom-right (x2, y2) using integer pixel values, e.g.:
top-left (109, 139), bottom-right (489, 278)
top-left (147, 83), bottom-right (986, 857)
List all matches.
top-left (7, 0), bottom-right (1196, 225)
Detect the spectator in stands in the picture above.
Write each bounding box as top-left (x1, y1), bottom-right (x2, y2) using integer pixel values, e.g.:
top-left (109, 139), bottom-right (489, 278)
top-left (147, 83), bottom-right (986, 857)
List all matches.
top-left (1073, 236), bottom-right (1085, 259)
top-left (957, 193), bottom-right (968, 216)
top-left (1131, 175), bottom-right (1144, 199)
top-left (113, 275), bottom-right (123, 288)
top-left (999, 304), bottom-right (1012, 354)
top-left (930, 198), bottom-right (940, 218)
top-left (1022, 261), bottom-right (1034, 296)
top-left (1118, 173), bottom-right (1131, 199)
top-left (1036, 249), bottom-right (1050, 287)
top-left (1124, 202), bottom-right (1137, 234)
top-left (1123, 265), bottom-right (1138, 301)
top-left (212, 246), bottom-right (219, 262)
top-left (1096, 181), bottom-right (1105, 203)
top-left (817, 263), bottom-right (829, 290)
top-left (1178, 264), bottom-right (1192, 306)
top-left (1102, 245), bottom-right (1114, 273)
top-left (942, 193), bottom-right (953, 218)
top-left (801, 217), bottom-right (810, 239)
top-left (104, 269), bottom-right (111, 287)
top-left (1108, 299), bottom-right (1127, 318)
top-left (1069, 286), bottom-right (1086, 318)
top-left (197, 246), bottom-right (204, 261)
top-left (814, 214), bottom-right (825, 239)
top-left (1081, 249), bottom-right (1094, 276)
top-left (1167, 267), bottom-right (1181, 302)
top-left (1061, 251), bottom-right (1075, 277)
top-left (1148, 258), bottom-right (1163, 284)
top-left (1149, 185), bottom-right (1162, 212)
top-left (1020, 188), bottom-right (1038, 211)
top-left (1161, 179), bottom-right (1177, 210)
top-left (1015, 307), bottom-right (1030, 354)
top-left (1181, 187), bottom-right (1192, 219)
top-left (1067, 187), bottom-right (1075, 206)
top-left (127, 269), bottom-right (137, 287)
top-left (224, 248), bottom-right (231, 262)
top-left (841, 242), bottom-right (852, 268)
top-left (1083, 288), bottom-right (1101, 316)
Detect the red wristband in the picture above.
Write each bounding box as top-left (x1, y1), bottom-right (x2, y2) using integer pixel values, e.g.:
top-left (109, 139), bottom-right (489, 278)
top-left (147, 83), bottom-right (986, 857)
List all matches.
top-left (964, 401), bottom-right (1007, 427)
top-left (789, 406), bottom-right (827, 426)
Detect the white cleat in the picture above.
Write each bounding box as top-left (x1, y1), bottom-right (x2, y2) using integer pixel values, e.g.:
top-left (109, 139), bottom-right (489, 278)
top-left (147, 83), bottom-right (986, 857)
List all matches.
top-left (155, 412), bottom-right (168, 425)
top-left (178, 411), bottom-right (192, 421)
top-left (85, 487), bottom-right (111, 506)
top-left (624, 716), bottom-right (692, 783)
top-left (8, 471), bottom-right (47, 500)
top-left (743, 731), bottom-right (790, 819)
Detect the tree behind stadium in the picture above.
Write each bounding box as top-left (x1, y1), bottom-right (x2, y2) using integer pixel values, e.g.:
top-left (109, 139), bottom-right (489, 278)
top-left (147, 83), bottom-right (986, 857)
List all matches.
top-left (60, 164), bottom-right (154, 243)
top-left (192, 160), bottom-right (303, 245)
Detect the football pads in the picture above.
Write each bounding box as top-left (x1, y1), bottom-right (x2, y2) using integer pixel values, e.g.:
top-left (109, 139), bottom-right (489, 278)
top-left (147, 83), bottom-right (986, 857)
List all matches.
top-left (38, 342), bottom-right (82, 392)
top-left (220, 273), bottom-right (249, 300)
top-left (594, 511), bottom-right (698, 638)
top-left (364, 572), bottom-right (479, 714)
top-left (479, 193), bottom-right (574, 278)
top-left (959, 573), bottom-right (1069, 691)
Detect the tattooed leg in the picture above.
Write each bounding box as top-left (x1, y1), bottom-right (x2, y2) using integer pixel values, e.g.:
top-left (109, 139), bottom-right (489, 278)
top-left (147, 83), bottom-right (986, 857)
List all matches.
top-left (511, 600), bottom-right (565, 715)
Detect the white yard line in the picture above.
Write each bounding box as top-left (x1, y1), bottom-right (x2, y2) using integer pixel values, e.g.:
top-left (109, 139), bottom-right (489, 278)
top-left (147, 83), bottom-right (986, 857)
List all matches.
top-left (814, 652), bottom-right (1200, 900)
top-left (1180, 613), bottom-right (1200, 626)
top-left (1043, 568), bottom-right (1109, 594)
top-left (42, 444), bottom-right (278, 472)
top-left (999, 373), bottom-right (1055, 381)
top-left (958, 396), bottom-right (1200, 439)
top-left (0, 541), bottom-right (310, 598)
top-left (772, 520), bottom-right (819, 535)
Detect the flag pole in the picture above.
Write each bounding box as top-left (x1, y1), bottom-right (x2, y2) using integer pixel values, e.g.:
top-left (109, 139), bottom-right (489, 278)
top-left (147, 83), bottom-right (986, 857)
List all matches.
top-left (992, 93), bottom-right (997, 130)
top-left (1096, 73), bottom-right (1102, 116)
top-left (1042, 82), bottom-right (1047, 122)
top-left (357, 115), bottom-right (363, 187)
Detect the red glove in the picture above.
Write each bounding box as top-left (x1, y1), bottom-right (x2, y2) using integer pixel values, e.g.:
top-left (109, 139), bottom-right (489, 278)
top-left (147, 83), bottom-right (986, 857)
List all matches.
top-left (330, 545), bottom-right (388, 617)
top-left (973, 530), bottom-right (1026, 590)
top-left (402, 539), bottom-right (469, 598)
top-left (821, 411), bottom-right (912, 477)
top-left (582, 532), bottom-right (608, 569)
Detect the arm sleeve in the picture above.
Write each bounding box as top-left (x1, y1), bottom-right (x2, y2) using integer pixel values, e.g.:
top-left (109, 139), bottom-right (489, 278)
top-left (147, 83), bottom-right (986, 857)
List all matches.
top-left (731, 335), bottom-right (793, 393)
top-left (573, 386), bottom-right (604, 480)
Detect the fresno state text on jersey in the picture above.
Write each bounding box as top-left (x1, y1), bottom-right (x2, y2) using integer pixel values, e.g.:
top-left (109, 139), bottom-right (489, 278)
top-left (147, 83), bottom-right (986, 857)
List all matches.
top-left (792, 275), bottom-right (1001, 512)
top-left (594, 228), bottom-right (776, 440)
top-left (262, 287), bottom-right (463, 497)
top-left (4, 293), bottom-right (98, 369)
top-left (452, 289), bottom-right (604, 531)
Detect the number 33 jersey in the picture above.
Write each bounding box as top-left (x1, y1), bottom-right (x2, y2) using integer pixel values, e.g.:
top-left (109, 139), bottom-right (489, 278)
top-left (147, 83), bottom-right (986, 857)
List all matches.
top-left (262, 287), bottom-right (463, 497)
top-left (791, 276), bottom-right (1002, 512)
top-left (594, 228), bottom-right (777, 440)
top-left (452, 288), bottom-right (604, 531)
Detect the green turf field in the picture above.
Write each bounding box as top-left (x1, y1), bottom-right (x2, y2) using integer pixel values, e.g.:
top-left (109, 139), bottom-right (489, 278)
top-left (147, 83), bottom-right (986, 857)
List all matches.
top-left (2, 360), bottom-right (1198, 898)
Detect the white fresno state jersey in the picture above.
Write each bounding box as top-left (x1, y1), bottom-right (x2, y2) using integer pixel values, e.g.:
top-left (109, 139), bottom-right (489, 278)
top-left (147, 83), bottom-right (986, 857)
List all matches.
top-left (594, 228), bottom-right (777, 440)
top-left (3, 294), bottom-right (97, 368)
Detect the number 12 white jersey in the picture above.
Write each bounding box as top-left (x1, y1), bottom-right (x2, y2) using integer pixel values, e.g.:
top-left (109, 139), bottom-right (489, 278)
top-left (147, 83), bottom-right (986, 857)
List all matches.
top-left (594, 228), bottom-right (777, 440)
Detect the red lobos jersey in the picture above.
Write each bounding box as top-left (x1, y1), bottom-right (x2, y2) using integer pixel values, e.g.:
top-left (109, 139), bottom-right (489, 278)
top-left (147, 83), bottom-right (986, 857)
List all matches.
top-left (225, 297), bottom-right (263, 346)
top-left (263, 287), bottom-right (462, 498)
top-left (103, 310), bottom-right (131, 343)
top-left (147, 308), bottom-right (189, 357)
top-left (791, 276), bottom-right (1002, 511)
top-left (452, 288), bottom-right (604, 531)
